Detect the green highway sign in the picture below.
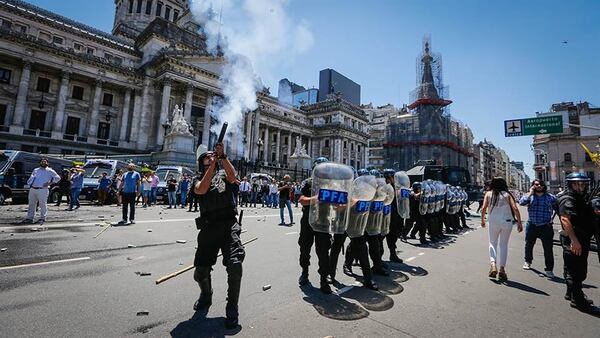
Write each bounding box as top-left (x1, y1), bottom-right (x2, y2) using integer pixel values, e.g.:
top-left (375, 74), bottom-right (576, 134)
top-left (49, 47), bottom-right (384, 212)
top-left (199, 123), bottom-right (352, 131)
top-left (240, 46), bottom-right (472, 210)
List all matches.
top-left (504, 115), bottom-right (563, 137)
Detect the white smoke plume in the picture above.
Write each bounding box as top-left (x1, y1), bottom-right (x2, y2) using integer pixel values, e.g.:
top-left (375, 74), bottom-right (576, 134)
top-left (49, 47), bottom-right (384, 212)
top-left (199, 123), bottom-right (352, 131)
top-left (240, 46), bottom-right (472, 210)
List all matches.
top-left (190, 0), bottom-right (314, 158)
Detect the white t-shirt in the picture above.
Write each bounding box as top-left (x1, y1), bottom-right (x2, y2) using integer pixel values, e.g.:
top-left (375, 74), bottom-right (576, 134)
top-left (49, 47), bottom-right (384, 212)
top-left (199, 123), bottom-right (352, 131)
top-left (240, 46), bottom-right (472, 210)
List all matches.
top-left (488, 191), bottom-right (514, 225)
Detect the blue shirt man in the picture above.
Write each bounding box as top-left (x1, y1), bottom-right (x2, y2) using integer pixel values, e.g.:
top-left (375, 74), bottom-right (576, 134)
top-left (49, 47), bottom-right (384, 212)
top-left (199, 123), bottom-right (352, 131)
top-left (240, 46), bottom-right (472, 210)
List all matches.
top-left (519, 179), bottom-right (556, 276)
top-left (122, 170), bottom-right (141, 194)
top-left (98, 175), bottom-right (112, 190)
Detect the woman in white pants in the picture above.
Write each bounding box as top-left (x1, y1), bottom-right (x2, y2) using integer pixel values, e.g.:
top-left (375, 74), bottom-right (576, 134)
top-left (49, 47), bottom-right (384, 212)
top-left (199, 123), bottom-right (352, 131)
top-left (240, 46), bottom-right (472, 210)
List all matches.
top-left (480, 177), bottom-right (523, 281)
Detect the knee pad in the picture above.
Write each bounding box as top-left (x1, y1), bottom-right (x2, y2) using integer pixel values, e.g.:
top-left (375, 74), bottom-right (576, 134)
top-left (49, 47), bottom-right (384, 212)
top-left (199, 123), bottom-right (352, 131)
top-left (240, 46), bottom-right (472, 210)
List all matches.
top-left (194, 267), bottom-right (211, 283)
top-left (226, 262), bottom-right (243, 280)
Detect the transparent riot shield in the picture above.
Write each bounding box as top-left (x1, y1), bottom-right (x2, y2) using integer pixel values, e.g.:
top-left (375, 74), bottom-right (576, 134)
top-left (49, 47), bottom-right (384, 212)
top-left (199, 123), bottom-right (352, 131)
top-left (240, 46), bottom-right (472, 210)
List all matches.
top-left (365, 178), bottom-right (388, 236)
top-left (381, 183), bottom-right (396, 236)
top-left (420, 180), bottom-right (431, 216)
top-left (425, 179), bottom-right (435, 214)
top-left (394, 171), bottom-right (411, 219)
top-left (346, 175), bottom-right (377, 238)
top-left (433, 181), bottom-right (442, 212)
top-left (309, 162), bottom-right (354, 234)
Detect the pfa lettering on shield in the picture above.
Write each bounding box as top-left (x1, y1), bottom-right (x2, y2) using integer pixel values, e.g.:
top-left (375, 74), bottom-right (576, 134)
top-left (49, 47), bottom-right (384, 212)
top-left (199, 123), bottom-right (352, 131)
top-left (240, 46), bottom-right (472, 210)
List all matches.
top-left (383, 205), bottom-right (391, 215)
top-left (370, 201), bottom-right (384, 212)
top-left (318, 189), bottom-right (348, 204)
top-left (400, 188), bottom-right (410, 199)
top-left (355, 200), bottom-right (370, 213)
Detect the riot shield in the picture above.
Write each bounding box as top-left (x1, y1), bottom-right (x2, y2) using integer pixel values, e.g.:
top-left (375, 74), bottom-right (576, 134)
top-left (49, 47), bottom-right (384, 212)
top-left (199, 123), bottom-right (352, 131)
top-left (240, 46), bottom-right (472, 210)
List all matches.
top-left (365, 178), bottom-right (388, 236)
top-left (381, 182), bottom-right (396, 236)
top-left (394, 171), bottom-right (411, 219)
top-left (425, 179), bottom-right (436, 214)
top-left (346, 175), bottom-right (377, 238)
top-left (309, 162), bottom-right (354, 234)
top-left (420, 180), bottom-right (431, 216)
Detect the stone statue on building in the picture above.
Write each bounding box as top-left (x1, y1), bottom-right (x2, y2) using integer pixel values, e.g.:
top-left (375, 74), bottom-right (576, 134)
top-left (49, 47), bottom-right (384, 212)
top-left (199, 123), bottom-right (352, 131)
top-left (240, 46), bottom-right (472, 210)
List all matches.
top-left (168, 104), bottom-right (193, 136)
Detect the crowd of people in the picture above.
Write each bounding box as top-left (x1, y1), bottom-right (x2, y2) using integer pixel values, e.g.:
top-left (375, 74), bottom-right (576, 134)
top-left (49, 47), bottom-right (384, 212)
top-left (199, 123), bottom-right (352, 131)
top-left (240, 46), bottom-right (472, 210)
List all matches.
top-left (18, 152), bottom-right (600, 328)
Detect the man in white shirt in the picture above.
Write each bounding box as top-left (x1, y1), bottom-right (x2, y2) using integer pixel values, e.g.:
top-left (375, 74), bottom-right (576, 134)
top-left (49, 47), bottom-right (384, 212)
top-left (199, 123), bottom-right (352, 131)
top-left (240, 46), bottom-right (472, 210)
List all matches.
top-left (269, 181), bottom-right (279, 208)
top-left (24, 157), bottom-right (61, 224)
top-left (239, 177), bottom-right (251, 207)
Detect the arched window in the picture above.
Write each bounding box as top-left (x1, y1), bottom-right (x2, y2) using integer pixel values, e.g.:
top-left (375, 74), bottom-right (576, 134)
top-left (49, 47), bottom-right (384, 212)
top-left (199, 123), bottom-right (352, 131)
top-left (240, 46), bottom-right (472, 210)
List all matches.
top-left (564, 153), bottom-right (572, 162)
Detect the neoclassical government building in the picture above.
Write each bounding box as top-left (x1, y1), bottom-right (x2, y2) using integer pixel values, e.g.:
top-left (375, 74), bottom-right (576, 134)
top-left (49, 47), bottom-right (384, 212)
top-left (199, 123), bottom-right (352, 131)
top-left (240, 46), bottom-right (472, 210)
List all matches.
top-left (0, 0), bottom-right (369, 168)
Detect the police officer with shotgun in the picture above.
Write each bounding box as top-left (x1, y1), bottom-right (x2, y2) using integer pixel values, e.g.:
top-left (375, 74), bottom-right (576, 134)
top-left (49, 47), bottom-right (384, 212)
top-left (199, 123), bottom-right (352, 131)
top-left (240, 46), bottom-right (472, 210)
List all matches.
top-left (192, 122), bottom-right (246, 329)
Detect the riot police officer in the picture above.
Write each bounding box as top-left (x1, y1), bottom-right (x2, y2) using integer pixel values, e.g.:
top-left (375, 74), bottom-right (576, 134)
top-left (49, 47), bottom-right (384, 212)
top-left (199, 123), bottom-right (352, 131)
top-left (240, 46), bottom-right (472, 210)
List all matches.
top-left (298, 157), bottom-right (333, 294)
top-left (557, 172), bottom-right (600, 313)
top-left (193, 143), bottom-right (245, 328)
top-left (380, 169), bottom-right (403, 263)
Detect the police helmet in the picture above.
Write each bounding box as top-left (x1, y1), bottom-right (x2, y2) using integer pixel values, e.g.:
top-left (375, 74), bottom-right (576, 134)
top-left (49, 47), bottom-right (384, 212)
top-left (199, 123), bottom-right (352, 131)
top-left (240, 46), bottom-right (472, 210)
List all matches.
top-left (565, 172), bottom-right (591, 182)
top-left (382, 169), bottom-right (395, 179)
top-left (369, 169), bottom-right (381, 177)
top-left (312, 156), bottom-right (329, 169)
top-left (412, 182), bottom-right (422, 190)
top-left (357, 169), bottom-right (369, 176)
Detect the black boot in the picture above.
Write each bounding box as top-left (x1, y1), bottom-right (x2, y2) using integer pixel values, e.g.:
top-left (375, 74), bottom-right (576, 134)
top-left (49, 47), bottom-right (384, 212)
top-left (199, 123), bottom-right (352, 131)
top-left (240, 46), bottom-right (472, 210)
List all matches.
top-left (225, 263), bottom-right (242, 329)
top-left (193, 269), bottom-right (213, 311)
top-left (372, 266), bottom-right (389, 276)
top-left (298, 269), bottom-right (309, 286)
top-left (343, 263), bottom-right (353, 276)
top-left (320, 276), bottom-right (332, 294)
top-left (390, 252), bottom-right (403, 263)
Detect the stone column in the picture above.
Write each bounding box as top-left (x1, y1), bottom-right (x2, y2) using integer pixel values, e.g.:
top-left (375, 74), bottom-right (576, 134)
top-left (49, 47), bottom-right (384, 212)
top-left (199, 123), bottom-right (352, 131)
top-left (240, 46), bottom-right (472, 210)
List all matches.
top-left (87, 79), bottom-right (103, 138)
top-left (275, 129), bottom-right (281, 165)
top-left (136, 77), bottom-right (152, 149)
top-left (263, 127), bottom-right (269, 164)
top-left (129, 89), bottom-right (142, 144)
top-left (184, 83), bottom-right (193, 123)
top-left (201, 93), bottom-right (213, 146)
top-left (156, 77), bottom-right (172, 146)
top-left (244, 111), bottom-right (253, 159)
top-left (286, 132), bottom-right (292, 164)
top-left (119, 88), bottom-right (132, 142)
top-left (252, 110), bottom-right (260, 160)
top-left (11, 61), bottom-right (31, 128)
top-left (308, 138), bottom-right (312, 158)
top-left (51, 71), bottom-right (70, 137)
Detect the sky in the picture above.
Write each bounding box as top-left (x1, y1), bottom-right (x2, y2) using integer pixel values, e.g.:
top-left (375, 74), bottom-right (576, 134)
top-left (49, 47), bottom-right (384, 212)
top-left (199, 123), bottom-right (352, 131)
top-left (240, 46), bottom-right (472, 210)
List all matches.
top-left (25, 0), bottom-right (600, 178)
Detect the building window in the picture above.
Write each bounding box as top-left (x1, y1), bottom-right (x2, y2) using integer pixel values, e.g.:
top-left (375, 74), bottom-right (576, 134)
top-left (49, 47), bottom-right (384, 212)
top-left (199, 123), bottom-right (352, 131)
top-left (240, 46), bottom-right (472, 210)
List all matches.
top-left (284, 136), bottom-right (288, 146)
top-left (104, 52), bottom-right (113, 62)
top-left (72, 86), bottom-right (84, 100)
top-left (0, 67), bottom-right (11, 84)
top-left (102, 93), bottom-right (113, 106)
top-left (14, 23), bottom-right (27, 34)
top-left (52, 36), bottom-right (64, 45)
top-left (38, 31), bottom-right (51, 42)
top-left (145, 0), bottom-right (153, 14)
top-left (173, 9), bottom-right (179, 21)
top-left (37, 146), bottom-right (48, 154)
top-left (358, 145), bottom-right (361, 152)
top-left (97, 122), bottom-right (110, 140)
top-left (136, 0), bottom-right (143, 13)
top-left (351, 143), bottom-right (354, 151)
top-left (65, 116), bottom-right (80, 135)
top-left (113, 56), bottom-right (123, 66)
top-left (324, 139), bottom-right (330, 147)
top-left (344, 141), bottom-right (347, 149)
top-left (564, 153), bottom-right (572, 162)
top-left (36, 77), bottom-right (51, 93)
top-left (29, 110), bottom-right (46, 130)
top-left (73, 42), bottom-right (84, 52)
top-left (128, 0), bottom-right (134, 13)
top-left (164, 6), bottom-right (171, 20)
top-left (0, 104), bottom-right (6, 125)
top-left (156, 1), bottom-right (163, 16)
top-left (21, 144), bottom-right (34, 152)
top-left (1, 19), bottom-right (12, 30)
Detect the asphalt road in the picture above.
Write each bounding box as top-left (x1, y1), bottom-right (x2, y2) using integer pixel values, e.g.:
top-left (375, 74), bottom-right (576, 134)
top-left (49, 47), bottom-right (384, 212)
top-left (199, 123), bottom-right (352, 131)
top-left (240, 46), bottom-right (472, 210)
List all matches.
top-left (0, 204), bottom-right (599, 338)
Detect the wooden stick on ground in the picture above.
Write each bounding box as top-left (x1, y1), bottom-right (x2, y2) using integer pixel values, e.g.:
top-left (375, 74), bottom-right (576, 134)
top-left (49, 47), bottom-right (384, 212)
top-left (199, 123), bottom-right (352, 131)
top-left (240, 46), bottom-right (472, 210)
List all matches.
top-left (155, 236), bottom-right (258, 285)
top-left (93, 223), bottom-right (112, 238)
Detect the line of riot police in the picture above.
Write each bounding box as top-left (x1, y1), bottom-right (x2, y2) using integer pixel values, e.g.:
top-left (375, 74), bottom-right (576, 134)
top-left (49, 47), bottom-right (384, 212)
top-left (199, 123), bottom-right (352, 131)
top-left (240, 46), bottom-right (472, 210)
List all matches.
top-left (299, 158), bottom-right (471, 292)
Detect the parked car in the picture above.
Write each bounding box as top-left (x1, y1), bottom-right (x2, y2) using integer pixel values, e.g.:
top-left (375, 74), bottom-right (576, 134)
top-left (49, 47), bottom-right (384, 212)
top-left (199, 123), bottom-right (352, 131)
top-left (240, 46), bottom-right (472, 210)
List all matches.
top-left (155, 165), bottom-right (194, 203)
top-left (80, 159), bottom-right (130, 204)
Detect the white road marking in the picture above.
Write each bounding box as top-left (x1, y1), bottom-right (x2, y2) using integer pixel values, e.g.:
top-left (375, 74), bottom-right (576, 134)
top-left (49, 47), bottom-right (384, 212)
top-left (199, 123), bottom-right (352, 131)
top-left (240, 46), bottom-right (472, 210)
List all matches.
top-left (405, 256), bottom-right (417, 262)
top-left (0, 256), bottom-right (91, 271)
top-left (335, 285), bottom-right (354, 295)
top-left (285, 231), bottom-right (298, 235)
top-left (418, 252), bottom-right (425, 256)
top-left (0, 213), bottom-right (302, 231)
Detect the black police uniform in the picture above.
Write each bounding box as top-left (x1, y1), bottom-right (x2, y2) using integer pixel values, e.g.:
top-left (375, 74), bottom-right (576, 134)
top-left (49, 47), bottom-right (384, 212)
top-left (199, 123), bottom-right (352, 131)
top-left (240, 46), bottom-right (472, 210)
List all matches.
top-left (193, 168), bottom-right (245, 326)
top-left (407, 192), bottom-right (427, 243)
top-left (298, 178), bottom-right (332, 290)
top-left (379, 195), bottom-right (402, 261)
top-left (557, 189), bottom-right (597, 309)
